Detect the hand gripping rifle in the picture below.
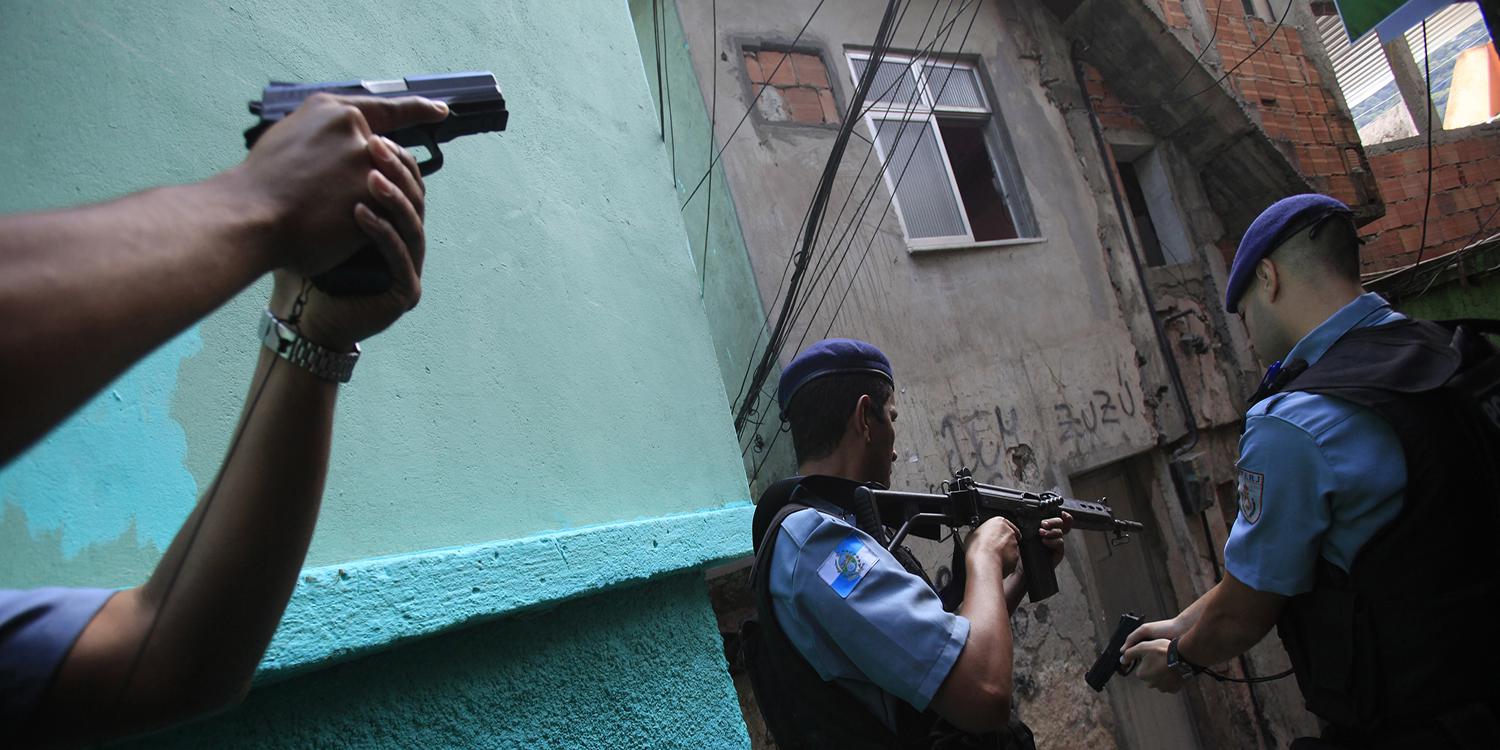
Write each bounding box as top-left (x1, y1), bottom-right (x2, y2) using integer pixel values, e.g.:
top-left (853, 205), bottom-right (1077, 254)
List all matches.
top-left (853, 468), bottom-right (1144, 603)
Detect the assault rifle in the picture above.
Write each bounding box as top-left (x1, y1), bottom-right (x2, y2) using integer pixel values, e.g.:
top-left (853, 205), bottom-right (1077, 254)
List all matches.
top-left (853, 469), bottom-right (1143, 603)
top-left (244, 72), bottom-right (509, 295)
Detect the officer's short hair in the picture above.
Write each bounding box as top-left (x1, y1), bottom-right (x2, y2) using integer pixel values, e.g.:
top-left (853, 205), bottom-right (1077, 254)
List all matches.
top-left (1276, 212), bottom-right (1362, 283)
top-left (784, 373), bottom-right (894, 464)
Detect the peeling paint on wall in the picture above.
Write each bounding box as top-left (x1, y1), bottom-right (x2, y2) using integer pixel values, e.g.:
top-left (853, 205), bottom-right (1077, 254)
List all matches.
top-left (0, 330), bottom-right (200, 566)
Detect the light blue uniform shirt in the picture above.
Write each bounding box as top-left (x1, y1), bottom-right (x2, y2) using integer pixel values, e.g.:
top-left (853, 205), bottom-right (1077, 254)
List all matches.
top-left (1224, 293), bottom-right (1408, 596)
top-left (769, 500), bottom-right (969, 728)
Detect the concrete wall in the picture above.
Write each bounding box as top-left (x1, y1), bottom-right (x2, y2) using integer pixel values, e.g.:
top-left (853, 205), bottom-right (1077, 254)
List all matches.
top-left (0, 0), bottom-right (752, 745)
top-left (116, 573), bottom-right (745, 750)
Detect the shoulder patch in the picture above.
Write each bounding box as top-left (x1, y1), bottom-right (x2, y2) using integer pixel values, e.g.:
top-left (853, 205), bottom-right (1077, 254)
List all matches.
top-left (817, 533), bottom-right (881, 598)
top-left (1237, 468), bottom-right (1265, 524)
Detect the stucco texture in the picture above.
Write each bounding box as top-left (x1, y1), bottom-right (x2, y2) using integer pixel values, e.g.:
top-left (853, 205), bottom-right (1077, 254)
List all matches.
top-left (114, 573), bottom-right (750, 750)
top-left (0, 0), bottom-right (749, 586)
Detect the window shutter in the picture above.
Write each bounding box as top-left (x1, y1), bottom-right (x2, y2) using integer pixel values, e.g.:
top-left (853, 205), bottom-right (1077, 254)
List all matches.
top-left (873, 118), bottom-right (968, 240)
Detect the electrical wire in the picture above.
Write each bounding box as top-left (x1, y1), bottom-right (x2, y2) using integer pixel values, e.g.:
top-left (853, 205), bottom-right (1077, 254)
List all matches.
top-left (1403, 18), bottom-right (1436, 297)
top-left (741, 0), bottom-right (965, 462)
top-left (731, 0), bottom-right (909, 436)
top-left (748, 0), bottom-right (985, 484)
top-left (663, 0), bottom-right (678, 187)
top-left (679, 0), bottom-right (831, 211)
top-left (701, 0), bottom-right (718, 296)
top-left (792, 0), bottom-right (982, 355)
top-left (653, 0), bottom-right (665, 140)
top-left (1161, 0), bottom-right (1229, 101)
top-left (1411, 202), bottom-right (1500, 298)
top-left (1204, 666), bottom-right (1295, 684)
top-left (786, 0), bottom-right (966, 331)
top-left (742, 0), bottom-right (981, 463)
top-left (1125, 1), bottom-right (1294, 112)
top-left (732, 0), bottom-right (973, 417)
top-left (727, 0), bottom-right (960, 416)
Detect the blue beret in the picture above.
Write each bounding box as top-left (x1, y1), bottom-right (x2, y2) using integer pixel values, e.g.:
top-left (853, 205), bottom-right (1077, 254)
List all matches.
top-left (778, 338), bottom-right (893, 413)
top-left (1225, 194), bottom-right (1353, 313)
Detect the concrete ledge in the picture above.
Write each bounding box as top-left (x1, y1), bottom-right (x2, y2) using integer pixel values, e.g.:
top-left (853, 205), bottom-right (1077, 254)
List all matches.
top-left (254, 503), bottom-right (754, 683)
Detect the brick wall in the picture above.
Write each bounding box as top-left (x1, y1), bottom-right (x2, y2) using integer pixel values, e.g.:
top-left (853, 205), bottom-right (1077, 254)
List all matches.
top-left (1096, 2), bottom-right (1378, 211)
top-left (1083, 62), bottom-right (1150, 132)
top-left (742, 48), bottom-right (840, 125)
top-left (1358, 123), bottom-right (1500, 273)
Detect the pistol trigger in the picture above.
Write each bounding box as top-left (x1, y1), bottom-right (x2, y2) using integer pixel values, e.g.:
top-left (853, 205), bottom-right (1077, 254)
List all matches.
top-left (415, 129), bottom-right (443, 176)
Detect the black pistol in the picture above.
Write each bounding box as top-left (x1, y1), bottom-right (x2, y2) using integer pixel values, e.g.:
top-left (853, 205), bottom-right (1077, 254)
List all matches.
top-left (1086, 612), bottom-right (1143, 691)
top-left (244, 72), bottom-right (509, 295)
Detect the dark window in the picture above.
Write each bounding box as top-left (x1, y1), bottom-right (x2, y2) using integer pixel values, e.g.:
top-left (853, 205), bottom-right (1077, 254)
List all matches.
top-left (1116, 160), bottom-right (1167, 267)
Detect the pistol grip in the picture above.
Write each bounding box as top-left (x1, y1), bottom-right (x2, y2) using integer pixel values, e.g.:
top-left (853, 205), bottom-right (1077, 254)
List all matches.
top-left (1086, 612), bottom-right (1143, 692)
top-left (311, 246), bottom-right (392, 296)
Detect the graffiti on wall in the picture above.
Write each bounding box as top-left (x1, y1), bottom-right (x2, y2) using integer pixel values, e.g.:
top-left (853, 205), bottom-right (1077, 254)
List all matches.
top-left (1053, 362), bottom-right (1137, 448)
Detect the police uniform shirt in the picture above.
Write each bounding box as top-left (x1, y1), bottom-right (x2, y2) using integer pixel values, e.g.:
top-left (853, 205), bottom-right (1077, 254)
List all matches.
top-left (0, 587), bottom-right (114, 730)
top-left (1224, 292), bottom-right (1408, 595)
top-left (768, 496), bottom-right (968, 729)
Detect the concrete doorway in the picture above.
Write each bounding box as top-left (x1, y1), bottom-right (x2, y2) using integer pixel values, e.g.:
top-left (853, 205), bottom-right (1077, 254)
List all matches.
top-left (1073, 458), bottom-right (1203, 750)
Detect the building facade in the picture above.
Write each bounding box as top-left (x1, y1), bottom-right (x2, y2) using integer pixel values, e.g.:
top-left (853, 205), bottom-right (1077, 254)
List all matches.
top-left (643, 0), bottom-right (1493, 747)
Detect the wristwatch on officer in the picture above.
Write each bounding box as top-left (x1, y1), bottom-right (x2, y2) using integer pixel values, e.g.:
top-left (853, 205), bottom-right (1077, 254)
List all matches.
top-left (1167, 637), bottom-right (1206, 680)
top-left (259, 308), bottom-right (360, 383)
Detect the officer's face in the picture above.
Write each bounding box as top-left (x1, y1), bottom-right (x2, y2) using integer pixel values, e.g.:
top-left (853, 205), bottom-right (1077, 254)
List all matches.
top-left (1239, 275), bottom-right (1289, 366)
top-left (862, 396), bottom-right (898, 487)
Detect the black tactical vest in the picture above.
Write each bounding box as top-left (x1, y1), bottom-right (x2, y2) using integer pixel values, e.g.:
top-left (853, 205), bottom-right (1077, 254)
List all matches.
top-left (741, 475), bottom-right (1034, 750)
top-left (1265, 319), bottom-right (1500, 746)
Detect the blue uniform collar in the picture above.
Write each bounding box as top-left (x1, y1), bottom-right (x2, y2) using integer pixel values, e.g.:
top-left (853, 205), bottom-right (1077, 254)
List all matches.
top-left (1284, 292), bottom-right (1395, 369)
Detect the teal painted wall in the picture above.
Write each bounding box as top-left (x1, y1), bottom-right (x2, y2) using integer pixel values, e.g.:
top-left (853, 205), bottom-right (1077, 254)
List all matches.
top-left (0, 0), bottom-right (753, 746)
top-left (626, 0), bottom-right (798, 498)
top-left (0, 0), bottom-right (748, 581)
top-left (116, 573), bottom-right (749, 750)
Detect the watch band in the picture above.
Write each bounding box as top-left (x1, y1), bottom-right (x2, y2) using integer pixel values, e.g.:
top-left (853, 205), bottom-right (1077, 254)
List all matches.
top-left (259, 308), bottom-right (360, 383)
top-left (1167, 637), bottom-right (1205, 679)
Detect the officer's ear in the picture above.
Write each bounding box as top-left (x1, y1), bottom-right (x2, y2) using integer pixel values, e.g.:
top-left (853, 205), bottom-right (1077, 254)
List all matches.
top-left (1256, 257), bottom-right (1281, 303)
top-left (853, 394), bottom-right (877, 443)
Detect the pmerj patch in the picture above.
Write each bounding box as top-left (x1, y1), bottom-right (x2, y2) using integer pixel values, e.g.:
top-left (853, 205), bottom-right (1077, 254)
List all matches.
top-left (1237, 467), bottom-right (1265, 524)
top-left (818, 533), bottom-right (880, 598)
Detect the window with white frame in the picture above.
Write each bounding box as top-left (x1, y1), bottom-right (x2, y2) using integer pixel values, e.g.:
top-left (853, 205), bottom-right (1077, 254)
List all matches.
top-left (846, 51), bottom-right (1036, 249)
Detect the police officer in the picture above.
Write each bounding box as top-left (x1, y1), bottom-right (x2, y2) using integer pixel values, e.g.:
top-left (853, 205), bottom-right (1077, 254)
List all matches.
top-left (743, 338), bottom-right (1071, 749)
top-left (1121, 194), bottom-right (1500, 748)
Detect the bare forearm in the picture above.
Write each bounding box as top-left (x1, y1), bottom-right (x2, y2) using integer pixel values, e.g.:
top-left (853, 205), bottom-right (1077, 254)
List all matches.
top-left (43, 346), bottom-right (337, 743)
top-left (0, 172), bottom-right (277, 463)
top-left (1178, 579), bottom-right (1280, 667)
top-left (144, 347), bottom-right (335, 690)
top-left (932, 559), bottom-right (1013, 731)
top-left (959, 564), bottom-right (1014, 689)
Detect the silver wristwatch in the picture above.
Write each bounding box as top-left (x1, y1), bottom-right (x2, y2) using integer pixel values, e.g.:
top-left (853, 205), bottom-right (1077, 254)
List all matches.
top-left (259, 308), bottom-right (360, 383)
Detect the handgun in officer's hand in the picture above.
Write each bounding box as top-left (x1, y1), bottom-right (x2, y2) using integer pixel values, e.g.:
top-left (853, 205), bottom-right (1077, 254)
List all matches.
top-left (244, 72), bottom-right (509, 296)
top-left (855, 468), bottom-right (1144, 603)
top-left (1086, 612), bottom-right (1142, 691)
